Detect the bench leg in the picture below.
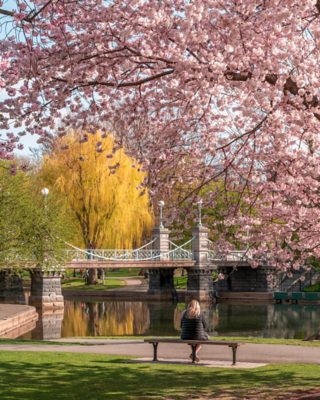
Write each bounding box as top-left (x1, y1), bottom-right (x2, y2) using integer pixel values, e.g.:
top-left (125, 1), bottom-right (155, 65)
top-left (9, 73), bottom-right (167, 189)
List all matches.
top-left (191, 344), bottom-right (197, 363)
top-left (231, 346), bottom-right (237, 365)
top-left (152, 342), bottom-right (159, 361)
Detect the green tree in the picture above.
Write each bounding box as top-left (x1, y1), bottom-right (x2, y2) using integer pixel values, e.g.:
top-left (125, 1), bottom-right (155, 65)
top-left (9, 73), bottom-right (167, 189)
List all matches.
top-left (0, 161), bottom-right (73, 269)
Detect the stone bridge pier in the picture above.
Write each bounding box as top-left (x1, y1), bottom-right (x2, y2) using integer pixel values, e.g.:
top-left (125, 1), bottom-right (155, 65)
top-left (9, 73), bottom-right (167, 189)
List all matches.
top-left (29, 269), bottom-right (64, 310)
top-left (186, 225), bottom-right (215, 302)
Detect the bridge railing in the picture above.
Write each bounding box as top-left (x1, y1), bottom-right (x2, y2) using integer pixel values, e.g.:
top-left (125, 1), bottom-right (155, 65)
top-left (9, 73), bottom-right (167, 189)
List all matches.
top-left (168, 240), bottom-right (193, 260)
top-left (65, 249), bottom-right (158, 261)
top-left (208, 250), bottom-right (248, 261)
top-left (65, 248), bottom-right (193, 262)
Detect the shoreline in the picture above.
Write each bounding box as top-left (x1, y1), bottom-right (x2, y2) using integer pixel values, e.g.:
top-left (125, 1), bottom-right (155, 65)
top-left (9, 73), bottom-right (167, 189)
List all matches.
top-left (0, 304), bottom-right (38, 338)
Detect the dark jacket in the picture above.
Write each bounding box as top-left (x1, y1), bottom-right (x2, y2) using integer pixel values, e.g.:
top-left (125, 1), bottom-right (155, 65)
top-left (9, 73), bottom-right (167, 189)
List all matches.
top-left (180, 310), bottom-right (208, 340)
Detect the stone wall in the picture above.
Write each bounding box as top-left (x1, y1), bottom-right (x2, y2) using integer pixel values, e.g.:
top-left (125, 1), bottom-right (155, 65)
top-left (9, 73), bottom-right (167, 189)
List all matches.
top-left (0, 304), bottom-right (38, 338)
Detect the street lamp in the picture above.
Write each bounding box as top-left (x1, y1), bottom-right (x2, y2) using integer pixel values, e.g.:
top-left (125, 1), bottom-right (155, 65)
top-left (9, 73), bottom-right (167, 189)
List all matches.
top-left (158, 200), bottom-right (165, 228)
top-left (41, 187), bottom-right (49, 211)
top-left (41, 187), bottom-right (49, 197)
top-left (197, 199), bottom-right (203, 227)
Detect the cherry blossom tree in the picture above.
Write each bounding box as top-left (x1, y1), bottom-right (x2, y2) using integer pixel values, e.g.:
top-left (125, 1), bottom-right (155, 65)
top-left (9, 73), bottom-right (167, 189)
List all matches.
top-left (2, 1), bottom-right (320, 268)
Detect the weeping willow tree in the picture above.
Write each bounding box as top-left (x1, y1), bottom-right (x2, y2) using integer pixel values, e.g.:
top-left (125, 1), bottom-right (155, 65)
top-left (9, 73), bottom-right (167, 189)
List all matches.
top-left (40, 131), bottom-right (153, 282)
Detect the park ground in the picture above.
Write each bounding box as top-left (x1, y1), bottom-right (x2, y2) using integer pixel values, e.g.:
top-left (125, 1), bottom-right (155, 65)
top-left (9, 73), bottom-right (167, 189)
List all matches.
top-left (1, 271), bottom-right (320, 398)
top-left (0, 339), bottom-right (320, 399)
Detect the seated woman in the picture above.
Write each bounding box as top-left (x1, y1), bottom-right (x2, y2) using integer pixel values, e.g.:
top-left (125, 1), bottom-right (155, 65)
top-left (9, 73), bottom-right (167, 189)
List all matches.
top-left (180, 299), bottom-right (209, 362)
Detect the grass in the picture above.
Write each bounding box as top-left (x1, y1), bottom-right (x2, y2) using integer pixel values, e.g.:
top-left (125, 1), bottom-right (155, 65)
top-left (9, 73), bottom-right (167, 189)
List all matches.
top-left (0, 351), bottom-right (319, 399)
top-left (304, 283), bottom-right (320, 292)
top-left (173, 276), bottom-right (188, 289)
top-left (62, 278), bottom-right (125, 291)
top-left (106, 269), bottom-right (141, 278)
top-left (64, 269), bottom-right (141, 279)
top-left (173, 272), bottom-right (217, 289)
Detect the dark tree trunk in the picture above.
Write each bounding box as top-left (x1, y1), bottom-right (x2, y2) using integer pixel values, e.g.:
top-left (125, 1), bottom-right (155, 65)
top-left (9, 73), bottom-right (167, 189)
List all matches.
top-left (87, 269), bottom-right (98, 285)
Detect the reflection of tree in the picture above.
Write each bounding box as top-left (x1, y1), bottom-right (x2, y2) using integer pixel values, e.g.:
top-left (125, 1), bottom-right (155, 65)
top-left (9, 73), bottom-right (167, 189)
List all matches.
top-left (267, 305), bottom-right (320, 339)
top-left (62, 300), bottom-right (150, 337)
top-left (213, 304), bottom-right (320, 339)
top-left (98, 302), bottom-right (150, 335)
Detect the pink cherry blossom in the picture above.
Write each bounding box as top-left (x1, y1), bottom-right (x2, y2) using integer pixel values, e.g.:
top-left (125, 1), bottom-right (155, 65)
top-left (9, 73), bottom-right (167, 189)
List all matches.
top-left (1, 1), bottom-right (320, 269)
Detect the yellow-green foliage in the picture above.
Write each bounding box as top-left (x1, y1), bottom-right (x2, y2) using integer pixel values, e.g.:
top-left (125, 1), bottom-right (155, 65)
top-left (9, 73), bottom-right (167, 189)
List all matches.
top-left (40, 131), bottom-right (153, 249)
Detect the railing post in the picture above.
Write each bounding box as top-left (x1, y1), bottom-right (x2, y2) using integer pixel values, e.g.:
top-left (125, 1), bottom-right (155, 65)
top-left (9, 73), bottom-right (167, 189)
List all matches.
top-left (152, 227), bottom-right (170, 260)
top-left (187, 225), bottom-right (215, 302)
top-left (191, 225), bottom-right (209, 265)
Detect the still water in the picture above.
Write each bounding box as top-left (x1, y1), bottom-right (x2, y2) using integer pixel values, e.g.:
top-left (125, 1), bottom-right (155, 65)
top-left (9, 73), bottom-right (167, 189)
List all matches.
top-left (20, 300), bottom-right (320, 340)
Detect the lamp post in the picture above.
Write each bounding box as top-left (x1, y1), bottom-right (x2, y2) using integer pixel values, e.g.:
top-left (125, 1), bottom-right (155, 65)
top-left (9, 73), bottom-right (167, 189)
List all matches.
top-left (197, 199), bottom-right (203, 227)
top-left (41, 187), bottom-right (49, 211)
top-left (40, 188), bottom-right (50, 268)
top-left (158, 200), bottom-right (165, 228)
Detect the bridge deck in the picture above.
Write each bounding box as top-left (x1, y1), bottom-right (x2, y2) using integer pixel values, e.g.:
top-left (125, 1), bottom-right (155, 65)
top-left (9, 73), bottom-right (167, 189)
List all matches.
top-left (65, 260), bottom-right (196, 269)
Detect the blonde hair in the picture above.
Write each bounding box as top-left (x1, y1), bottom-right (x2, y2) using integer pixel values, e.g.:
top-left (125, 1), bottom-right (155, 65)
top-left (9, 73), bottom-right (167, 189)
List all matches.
top-left (186, 299), bottom-right (201, 319)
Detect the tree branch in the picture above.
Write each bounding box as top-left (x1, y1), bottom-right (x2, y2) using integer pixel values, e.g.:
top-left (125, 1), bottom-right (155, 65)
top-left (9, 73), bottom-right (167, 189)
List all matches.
top-left (225, 70), bottom-right (320, 121)
top-left (27, 0), bottom-right (53, 22)
top-left (53, 68), bottom-right (175, 90)
top-left (0, 1), bottom-right (53, 23)
top-left (0, 8), bottom-right (32, 22)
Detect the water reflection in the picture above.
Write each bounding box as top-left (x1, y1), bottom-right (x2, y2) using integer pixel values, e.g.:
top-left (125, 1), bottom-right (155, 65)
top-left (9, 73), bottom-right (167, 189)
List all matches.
top-left (59, 301), bottom-right (320, 339)
top-left (22, 309), bottom-right (64, 340)
top-left (62, 301), bottom-right (150, 337)
top-left (215, 304), bottom-right (320, 339)
top-left (11, 299), bottom-right (320, 340)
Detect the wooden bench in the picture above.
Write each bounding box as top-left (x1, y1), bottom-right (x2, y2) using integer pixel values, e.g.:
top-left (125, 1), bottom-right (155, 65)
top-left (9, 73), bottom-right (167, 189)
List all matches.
top-left (144, 338), bottom-right (241, 365)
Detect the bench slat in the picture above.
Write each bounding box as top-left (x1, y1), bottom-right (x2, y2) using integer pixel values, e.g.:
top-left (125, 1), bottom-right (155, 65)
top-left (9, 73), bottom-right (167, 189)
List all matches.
top-left (144, 338), bottom-right (239, 346)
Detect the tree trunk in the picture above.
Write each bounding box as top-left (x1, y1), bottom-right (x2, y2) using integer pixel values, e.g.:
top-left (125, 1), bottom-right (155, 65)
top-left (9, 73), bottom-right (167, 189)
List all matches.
top-left (87, 269), bottom-right (98, 285)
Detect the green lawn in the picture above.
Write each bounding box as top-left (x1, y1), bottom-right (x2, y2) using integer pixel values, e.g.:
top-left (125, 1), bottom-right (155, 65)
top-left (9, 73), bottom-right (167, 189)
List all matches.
top-left (173, 272), bottom-right (217, 289)
top-left (304, 283), bottom-right (320, 292)
top-left (106, 268), bottom-right (141, 278)
top-left (173, 276), bottom-right (188, 289)
top-left (62, 278), bottom-right (125, 291)
top-left (0, 351), bottom-right (319, 399)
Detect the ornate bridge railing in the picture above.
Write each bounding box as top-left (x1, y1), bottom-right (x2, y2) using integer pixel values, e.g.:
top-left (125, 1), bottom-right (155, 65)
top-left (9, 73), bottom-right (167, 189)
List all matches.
top-left (65, 249), bottom-right (161, 261)
top-left (65, 246), bottom-right (193, 262)
top-left (208, 250), bottom-right (248, 262)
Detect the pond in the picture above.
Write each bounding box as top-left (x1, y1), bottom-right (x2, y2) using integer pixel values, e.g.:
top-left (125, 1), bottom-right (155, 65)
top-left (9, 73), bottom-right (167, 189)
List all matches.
top-left (18, 299), bottom-right (320, 340)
